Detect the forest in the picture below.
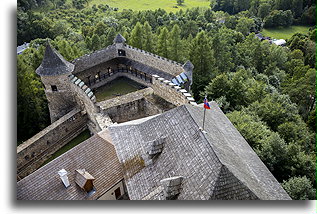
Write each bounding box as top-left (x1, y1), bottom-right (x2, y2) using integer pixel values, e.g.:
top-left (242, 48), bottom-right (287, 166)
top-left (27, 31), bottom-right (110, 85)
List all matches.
top-left (17, 0), bottom-right (315, 199)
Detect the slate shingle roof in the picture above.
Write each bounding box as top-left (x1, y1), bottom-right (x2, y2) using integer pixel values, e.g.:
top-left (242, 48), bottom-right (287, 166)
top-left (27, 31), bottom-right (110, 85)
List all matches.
top-left (113, 33), bottom-right (126, 43)
top-left (17, 134), bottom-right (123, 200)
top-left (36, 42), bottom-right (74, 76)
top-left (109, 102), bottom-right (291, 200)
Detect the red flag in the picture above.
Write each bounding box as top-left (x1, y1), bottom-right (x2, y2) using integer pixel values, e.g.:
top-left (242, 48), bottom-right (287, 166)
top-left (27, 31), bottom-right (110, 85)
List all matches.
top-left (204, 97), bottom-right (210, 109)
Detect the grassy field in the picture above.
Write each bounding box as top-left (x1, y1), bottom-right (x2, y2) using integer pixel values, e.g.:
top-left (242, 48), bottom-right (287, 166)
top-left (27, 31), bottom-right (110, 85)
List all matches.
top-left (90, 0), bottom-right (210, 12)
top-left (261, 25), bottom-right (311, 40)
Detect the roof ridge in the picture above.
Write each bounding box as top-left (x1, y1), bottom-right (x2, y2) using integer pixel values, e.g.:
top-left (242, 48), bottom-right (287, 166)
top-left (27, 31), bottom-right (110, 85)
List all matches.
top-left (185, 103), bottom-right (289, 200)
top-left (209, 164), bottom-right (260, 200)
top-left (182, 104), bottom-right (223, 164)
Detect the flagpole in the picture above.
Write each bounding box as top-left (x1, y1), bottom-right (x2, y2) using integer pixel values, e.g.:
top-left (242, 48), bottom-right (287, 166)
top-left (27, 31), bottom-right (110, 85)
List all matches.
top-left (203, 94), bottom-right (207, 130)
top-left (203, 107), bottom-right (206, 130)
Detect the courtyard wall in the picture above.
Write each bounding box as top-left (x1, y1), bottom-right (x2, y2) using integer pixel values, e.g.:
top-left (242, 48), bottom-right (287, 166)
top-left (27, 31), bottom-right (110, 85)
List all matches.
top-left (17, 109), bottom-right (88, 179)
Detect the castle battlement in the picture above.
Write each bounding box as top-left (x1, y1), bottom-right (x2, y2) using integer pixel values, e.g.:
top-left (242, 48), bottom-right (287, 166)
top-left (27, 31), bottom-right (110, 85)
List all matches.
top-left (69, 74), bottom-right (96, 103)
top-left (17, 34), bottom-right (291, 201)
top-left (71, 37), bottom-right (189, 79)
top-left (124, 44), bottom-right (182, 66)
top-left (17, 34), bottom-right (196, 179)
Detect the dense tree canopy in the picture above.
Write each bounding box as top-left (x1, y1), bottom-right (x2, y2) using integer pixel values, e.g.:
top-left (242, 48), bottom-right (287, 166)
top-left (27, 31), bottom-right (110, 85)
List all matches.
top-left (17, 0), bottom-right (315, 199)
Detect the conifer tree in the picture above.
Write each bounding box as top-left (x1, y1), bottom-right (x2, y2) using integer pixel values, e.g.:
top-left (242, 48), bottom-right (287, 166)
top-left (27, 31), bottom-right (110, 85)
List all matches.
top-left (168, 24), bottom-right (182, 62)
top-left (130, 22), bottom-right (143, 49)
top-left (105, 27), bottom-right (117, 46)
top-left (91, 34), bottom-right (101, 51)
top-left (189, 31), bottom-right (215, 100)
top-left (183, 33), bottom-right (193, 60)
top-left (156, 27), bottom-right (169, 58)
top-left (94, 21), bottom-right (107, 36)
top-left (143, 21), bottom-right (154, 52)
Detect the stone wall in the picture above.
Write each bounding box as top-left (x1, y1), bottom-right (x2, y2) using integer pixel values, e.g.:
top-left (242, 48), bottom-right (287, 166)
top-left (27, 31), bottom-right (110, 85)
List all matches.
top-left (124, 45), bottom-right (184, 77)
top-left (105, 71), bottom-right (196, 107)
top-left (72, 45), bottom-right (117, 74)
top-left (17, 109), bottom-right (88, 179)
top-left (68, 75), bottom-right (100, 133)
top-left (74, 68), bottom-right (196, 108)
top-left (97, 88), bottom-right (162, 123)
top-left (72, 43), bottom-right (185, 78)
top-left (151, 75), bottom-right (196, 106)
top-left (41, 73), bottom-right (77, 123)
top-left (73, 60), bottom-right (121, 88)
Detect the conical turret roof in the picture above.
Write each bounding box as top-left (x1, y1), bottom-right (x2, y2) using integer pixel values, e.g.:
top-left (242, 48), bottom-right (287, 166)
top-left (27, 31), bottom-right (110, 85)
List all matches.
top-left (36, 41), bottom-right (74, 76)
top-left (113, 34), bottom-right (126, 44)
top-left (183, 60), bottom-right (194, 71)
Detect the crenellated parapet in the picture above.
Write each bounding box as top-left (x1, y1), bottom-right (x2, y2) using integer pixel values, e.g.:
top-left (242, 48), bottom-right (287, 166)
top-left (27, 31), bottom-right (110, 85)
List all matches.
top-left (72, 45), bottom-right (117, 74)
top-left (123, 44), bottom-right (184, 77)
top-left (124, 44), bottom-right (183, 65)
top-left (68, 75), bottom-right (101, 133)
top-left (71, 34), bottom-right (193, 87)
top-left (69, 74), bottom-right (96, 103)
top-left (151, 74), bottom-right (197, 106)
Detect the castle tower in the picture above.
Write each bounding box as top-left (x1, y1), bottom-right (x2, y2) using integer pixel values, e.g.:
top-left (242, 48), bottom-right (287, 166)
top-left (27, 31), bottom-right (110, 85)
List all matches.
top-left (113, 33), bottom-right (126, 44)
top-left (113, 34), bottom-right (127, 56)
top-left (182, 60), bottom-right (194, 91)
top-left (36, 42), bottom-right (77, 123)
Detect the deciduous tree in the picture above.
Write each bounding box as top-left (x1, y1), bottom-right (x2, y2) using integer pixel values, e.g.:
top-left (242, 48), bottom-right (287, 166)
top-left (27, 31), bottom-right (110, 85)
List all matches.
top-left (282, 176), bottom-right (315, 200)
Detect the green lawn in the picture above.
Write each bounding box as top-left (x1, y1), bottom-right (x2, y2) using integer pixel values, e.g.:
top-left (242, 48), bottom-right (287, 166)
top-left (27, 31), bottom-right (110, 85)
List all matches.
top-left (94, 77), bottom-right (144, 102)
top-left (261, 25), bottom-right (311, 40)
top-left (90, 0), bottom-right (210, 12)
top-left (41, 129), bottom-right (91, 167)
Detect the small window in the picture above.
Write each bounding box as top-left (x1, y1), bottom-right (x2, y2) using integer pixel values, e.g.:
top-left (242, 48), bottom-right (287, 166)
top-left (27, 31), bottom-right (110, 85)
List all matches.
top-left (51, 85), bottom-right (58, 92)
top-left (118, 49), bottom-right (126, 56)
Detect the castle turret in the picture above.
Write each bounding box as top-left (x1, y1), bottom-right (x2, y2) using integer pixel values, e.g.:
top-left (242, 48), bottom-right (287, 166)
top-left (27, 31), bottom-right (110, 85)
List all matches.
top-left (182, 60), bottom-right (194, 86)
top-left (36, 41), bottom-right (77, 123)
top-left (113, 33), bottom-right (126, 44)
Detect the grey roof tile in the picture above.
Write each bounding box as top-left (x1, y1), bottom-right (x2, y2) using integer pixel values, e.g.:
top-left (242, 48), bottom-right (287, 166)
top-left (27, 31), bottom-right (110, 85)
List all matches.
top-left (113, 33), bottom-right (126, 43)
top-left (109, 103), bottom-right (291, 200)
top-left (17, 134), bottom-right (123, 200)
top-left (36, 41), bottom-right (74, 76)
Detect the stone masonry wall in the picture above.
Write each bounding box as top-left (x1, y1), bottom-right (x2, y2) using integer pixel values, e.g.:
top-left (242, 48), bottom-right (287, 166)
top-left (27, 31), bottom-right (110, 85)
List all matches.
top-left (124, 44), bottom-right (184, 77)
top-left (17, 109), bottom-right (88, 179)
top-left (72, 43), bottom-right (184, 78)
top-left (90, 71), bottom-right (197, 107)
top-left (72, 45), bottom-right (117, 74)
top-left (151, 75), bottom-right (196, 106)
top-left (41, 73), bottom-right (77, 123)
top-left (68, 75), bottom-right (100, 133)
top-left (97, 88), bottom-right (161, 123)
top-left (73, 60), bottom-right (121, 88)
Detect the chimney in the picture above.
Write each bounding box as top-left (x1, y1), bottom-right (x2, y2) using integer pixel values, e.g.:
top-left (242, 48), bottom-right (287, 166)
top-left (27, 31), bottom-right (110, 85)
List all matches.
top-left (160, 176), bottom-right (184, 200)
top-left (58, 169), bottom-right (70, 188)
top-left (147, 137), bottom-right (166, 159)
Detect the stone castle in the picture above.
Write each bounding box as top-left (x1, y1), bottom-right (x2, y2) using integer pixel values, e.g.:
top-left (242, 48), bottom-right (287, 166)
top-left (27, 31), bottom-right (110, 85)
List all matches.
top-left (17, 34), bottom-right (291, 200)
